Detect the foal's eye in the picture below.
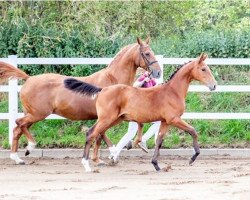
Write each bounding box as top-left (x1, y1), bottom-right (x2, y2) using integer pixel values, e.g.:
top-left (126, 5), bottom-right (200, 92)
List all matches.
top-left (201, 68), bottom-right (206, 72)
top-left (145, 52), bottom-right (150, 57)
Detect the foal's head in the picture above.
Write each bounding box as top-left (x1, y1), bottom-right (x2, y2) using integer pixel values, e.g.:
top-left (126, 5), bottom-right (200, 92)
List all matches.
top-left (191, 54), bottom-right (217, 91)
top-left (136, 37), bottom-right (161, 78)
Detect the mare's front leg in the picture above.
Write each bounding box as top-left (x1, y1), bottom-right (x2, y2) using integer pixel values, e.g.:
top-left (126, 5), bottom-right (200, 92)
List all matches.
top-left (151, 122), bottom-right (169, 171)
top-left (171, 117), bottom-right (200, 165)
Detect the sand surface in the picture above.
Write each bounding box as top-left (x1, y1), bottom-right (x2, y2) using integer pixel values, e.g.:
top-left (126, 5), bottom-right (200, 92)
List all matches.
top-left (0, 156), bottom-right (249, 200)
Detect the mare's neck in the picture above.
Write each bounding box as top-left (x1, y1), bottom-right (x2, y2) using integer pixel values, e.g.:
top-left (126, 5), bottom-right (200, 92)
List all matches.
top-left (168, 63), bottom-right (193, 99)
top-left (105, 45), bottom-right (139, 85)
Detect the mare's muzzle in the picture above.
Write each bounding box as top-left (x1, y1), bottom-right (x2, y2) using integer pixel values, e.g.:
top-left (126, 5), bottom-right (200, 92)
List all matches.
top-left (149, 65), bottom-right (161, 79)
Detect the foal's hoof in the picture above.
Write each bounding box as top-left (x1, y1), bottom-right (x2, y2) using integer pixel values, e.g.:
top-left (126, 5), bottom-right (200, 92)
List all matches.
top-left (92, 158), bottom-right (107, 167)
top-left (96, 161), bottom-right (107, 167)
top-left (25, 150), bottom-right (30, 156)
top-left (189, 159), bottom-right (195, 165)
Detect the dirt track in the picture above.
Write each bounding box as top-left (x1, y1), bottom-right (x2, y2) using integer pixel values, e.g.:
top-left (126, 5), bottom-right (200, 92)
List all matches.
top-left (0, 156), bottom-right (249, 200)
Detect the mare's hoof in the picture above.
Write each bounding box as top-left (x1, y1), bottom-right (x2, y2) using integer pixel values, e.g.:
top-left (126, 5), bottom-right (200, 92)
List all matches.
top-left (25, 150), bottom-right (30, 156)
top-left (17, 161), bottom-right (25, 165)
top-left (108, 158), bottom-right (118, 166)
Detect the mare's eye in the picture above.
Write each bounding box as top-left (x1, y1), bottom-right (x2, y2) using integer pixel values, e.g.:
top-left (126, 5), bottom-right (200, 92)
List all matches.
top-left (145, 52), bottom-right (150, 57)
top-left (202, 68), bottom-right (206, 72)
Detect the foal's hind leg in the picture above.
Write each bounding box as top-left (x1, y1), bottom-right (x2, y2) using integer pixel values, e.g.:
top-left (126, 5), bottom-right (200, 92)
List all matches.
top-left (92, 134), bottom-right (110, 166)
top-left (171, 117), bottom-right (200, 165)
top-left (82, 118), bottom-right (122, 172)
top-left (82, 121), bottom-right (110, 172)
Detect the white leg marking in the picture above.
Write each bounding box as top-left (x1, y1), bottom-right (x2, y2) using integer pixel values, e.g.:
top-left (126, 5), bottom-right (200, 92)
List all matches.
top-left (10, 153), bottom-right (25, 164)
top-left (27, 141), bottom-right (36, 152)
top-left (81, 158), bottom-right (92, 172)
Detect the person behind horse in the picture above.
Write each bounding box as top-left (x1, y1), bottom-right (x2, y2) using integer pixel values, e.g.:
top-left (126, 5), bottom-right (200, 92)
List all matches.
top-left (109, 70), bottom-right (162, 161)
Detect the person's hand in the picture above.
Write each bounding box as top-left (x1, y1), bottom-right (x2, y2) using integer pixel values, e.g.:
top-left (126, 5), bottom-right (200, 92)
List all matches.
top-left (144, 77), bottom-right (150, 82)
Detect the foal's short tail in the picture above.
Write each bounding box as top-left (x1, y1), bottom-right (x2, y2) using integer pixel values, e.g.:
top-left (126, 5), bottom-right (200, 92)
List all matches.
top-left (0, 61), bottom-right (29, 82)
top-left (64, 78), bottom-right (102, 98)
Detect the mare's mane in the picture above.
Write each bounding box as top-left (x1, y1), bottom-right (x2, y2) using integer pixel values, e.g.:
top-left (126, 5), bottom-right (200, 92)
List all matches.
top-left (107, 43), bottom-right (137, 68)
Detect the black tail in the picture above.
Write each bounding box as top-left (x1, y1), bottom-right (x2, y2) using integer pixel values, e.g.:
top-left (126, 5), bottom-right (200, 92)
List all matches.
top-left (64, 78), bottom-right (102, 97)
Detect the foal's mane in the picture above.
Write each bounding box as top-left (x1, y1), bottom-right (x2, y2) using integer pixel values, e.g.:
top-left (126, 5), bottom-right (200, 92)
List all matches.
top-left (107, 43), bottom-right (137, 68)
top-left (164, 61), bottom-right (192, 83)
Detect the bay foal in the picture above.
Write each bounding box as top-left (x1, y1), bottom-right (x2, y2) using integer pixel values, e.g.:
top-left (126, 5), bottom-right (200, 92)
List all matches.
top-left (65, 53), bottom-right (217, 172)
top-left (0, 37), bottom-right (161, 165)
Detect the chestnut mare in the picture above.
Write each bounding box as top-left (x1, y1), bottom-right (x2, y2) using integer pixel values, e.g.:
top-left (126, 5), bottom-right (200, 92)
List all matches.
top-left (64, 54), bottom-right (217, 172)
top-left (0, 37), bottom-right (161, 165)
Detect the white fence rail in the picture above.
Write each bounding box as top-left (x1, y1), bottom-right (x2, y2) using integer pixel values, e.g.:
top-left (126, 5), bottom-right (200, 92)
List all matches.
top-left (0, 55), bottom-right (249, 144)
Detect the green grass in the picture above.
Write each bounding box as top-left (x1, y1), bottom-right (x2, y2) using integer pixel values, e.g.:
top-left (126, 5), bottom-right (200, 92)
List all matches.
top-left (0, 119), bottom-right (249, 149)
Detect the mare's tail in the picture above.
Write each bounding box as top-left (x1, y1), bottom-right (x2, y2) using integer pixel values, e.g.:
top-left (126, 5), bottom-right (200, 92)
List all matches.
top-left (64, 78), bottom-right (102, 98)
top-left (0, 61), bottom-right (30, 82)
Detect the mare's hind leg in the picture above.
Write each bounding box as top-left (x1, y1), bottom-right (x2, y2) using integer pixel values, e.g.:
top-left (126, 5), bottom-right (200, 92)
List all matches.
top-left (171, 117), bottom-right (200, 165)
top-left (10, 114), bottom-right (46, 164)
top-left (151, 122), bottom-right (169, 171)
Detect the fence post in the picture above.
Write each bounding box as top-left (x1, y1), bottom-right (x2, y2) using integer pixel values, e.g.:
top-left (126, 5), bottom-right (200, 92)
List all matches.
top-left (156, 55), bottom-right (164, 84)
top-left (7, 55), bottom-right (18, 145)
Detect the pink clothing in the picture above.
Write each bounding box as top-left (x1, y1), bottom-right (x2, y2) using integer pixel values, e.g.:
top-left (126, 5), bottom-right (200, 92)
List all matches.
top-left (138, 74), bottom-right (157, 88)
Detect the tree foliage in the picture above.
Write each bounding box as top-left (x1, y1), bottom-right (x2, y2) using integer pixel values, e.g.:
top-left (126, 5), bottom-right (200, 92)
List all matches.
top-left (0, 1), bottom-right (249, 75)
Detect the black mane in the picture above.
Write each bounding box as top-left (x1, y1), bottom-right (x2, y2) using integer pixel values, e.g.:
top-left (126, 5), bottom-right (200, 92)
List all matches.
top-left (164, 61), bottom-right (192, 83)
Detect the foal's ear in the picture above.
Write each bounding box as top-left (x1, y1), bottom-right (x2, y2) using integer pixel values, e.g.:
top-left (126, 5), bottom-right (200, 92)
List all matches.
top-left (198, 53), bottom-right (208, 63)
top-left (137, 37), bottom-right (143, 45)
top-left (145, 37), bottom-right (150, 44)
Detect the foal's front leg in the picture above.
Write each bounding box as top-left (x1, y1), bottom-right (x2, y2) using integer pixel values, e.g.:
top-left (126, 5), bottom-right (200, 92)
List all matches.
top-left (171, 117), bottom-right (200, 165)
top-left (151, 122), bottom-right (169, 171)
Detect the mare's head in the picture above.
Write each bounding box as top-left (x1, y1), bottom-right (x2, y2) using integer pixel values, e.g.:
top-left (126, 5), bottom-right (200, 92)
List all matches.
top-left (136, 37), bottom-right (161, 78)
top-left (190, 53), bottom-right (217, 91)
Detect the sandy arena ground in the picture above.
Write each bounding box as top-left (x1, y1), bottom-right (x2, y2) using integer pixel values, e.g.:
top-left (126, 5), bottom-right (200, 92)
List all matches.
top-left (0, 156), bottom-right (249, 200)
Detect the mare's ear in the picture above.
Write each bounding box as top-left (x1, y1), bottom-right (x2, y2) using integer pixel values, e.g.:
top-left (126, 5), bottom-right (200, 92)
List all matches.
top-left (198, 53), bottom-right (208, 63)
top-left (137, 37), bottom-right (143, 45)
top-left (145, 36), bottom-right (150, 44)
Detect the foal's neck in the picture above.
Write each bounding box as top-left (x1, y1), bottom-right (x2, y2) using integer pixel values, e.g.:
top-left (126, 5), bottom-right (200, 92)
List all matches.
top-left (106, 45), bottom-right (138, 85)
top-left (168, 63), bottom-right (193, 99)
